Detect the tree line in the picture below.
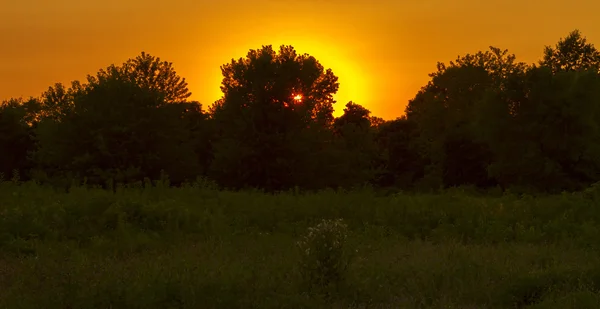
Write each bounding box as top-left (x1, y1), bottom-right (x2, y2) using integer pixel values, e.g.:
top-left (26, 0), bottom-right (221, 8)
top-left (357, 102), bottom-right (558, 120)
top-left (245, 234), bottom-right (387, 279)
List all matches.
top-left (2, 30), bottom-right (600, 193)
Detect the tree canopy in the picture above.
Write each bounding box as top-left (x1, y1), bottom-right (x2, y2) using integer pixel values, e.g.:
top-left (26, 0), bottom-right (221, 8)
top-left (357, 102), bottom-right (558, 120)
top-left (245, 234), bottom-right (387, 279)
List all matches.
top-left (2, 30), bottom-right (600, 194)
top-left (209, 45), bottom-right (340, 190)
top-left (540, 29), bottom-right (600, 73)
top-left (29, 52), bottom-right (205, 188)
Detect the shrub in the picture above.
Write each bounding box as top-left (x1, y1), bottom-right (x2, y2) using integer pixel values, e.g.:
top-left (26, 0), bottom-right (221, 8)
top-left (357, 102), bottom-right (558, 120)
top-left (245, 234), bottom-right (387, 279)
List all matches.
top-left (296, 218), bottom-right (352, 292)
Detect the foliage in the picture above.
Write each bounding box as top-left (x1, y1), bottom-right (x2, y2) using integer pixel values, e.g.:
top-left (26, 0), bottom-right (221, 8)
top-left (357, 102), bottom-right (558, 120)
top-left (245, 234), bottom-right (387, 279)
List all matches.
top-left (4, 27), bottom-right (600, 309)
top-left (30, 53), bottom-right (207, 187)
top-left (92, 51), bottom-right (191, 103)
top-left (297, 218), bottom-right (351, 291)
top-left (330, 102), bottom-right (381, 187)
top-left (3, 181), bottom-right (600, 251)
top-left (0, 98), bottom-right (37, 179)
top-left (405, 47), bottom-right (528, 189)
top-left (37, 81), bottom-right (82, 121)
top-left (2, 182), bottom-right (600, 308)
top-left (209, 45), bottom-right (340, 191)
top-left (476, 66), bottom-right (600, 192)
top-left (540, 29), bottom-right (600, 73)
top-left (2, 29), bottom-right (600, 193)
top-left (372, 116), bottom-right (426, 188)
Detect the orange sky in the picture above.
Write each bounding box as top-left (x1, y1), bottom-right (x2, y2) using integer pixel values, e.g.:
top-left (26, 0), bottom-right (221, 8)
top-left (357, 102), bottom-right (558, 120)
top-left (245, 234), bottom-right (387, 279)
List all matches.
top-left (1, 0), bottom-right (599, 119)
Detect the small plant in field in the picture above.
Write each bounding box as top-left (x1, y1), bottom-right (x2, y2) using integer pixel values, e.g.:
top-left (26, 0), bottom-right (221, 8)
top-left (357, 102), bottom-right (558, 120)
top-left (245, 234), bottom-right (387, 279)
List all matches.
top-left (11, 169), bottom-right (20, 184)
top-left (296, 218), bottom-right (352, 291)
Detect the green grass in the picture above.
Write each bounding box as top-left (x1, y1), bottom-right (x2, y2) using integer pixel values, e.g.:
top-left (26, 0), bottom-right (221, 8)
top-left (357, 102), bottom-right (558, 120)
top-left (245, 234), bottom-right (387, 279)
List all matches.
top-left (1, 180), bottom-right (600, 308)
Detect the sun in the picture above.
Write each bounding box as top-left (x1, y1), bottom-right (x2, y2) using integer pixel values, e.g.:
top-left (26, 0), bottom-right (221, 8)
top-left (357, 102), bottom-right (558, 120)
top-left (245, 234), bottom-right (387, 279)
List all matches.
top-left (292, 94), bottom-right (303, 102)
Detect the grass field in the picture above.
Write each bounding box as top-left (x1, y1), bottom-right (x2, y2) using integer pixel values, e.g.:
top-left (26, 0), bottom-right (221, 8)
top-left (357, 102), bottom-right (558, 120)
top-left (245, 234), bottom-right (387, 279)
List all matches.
top-left (1, 180), bottom-right (600, 308)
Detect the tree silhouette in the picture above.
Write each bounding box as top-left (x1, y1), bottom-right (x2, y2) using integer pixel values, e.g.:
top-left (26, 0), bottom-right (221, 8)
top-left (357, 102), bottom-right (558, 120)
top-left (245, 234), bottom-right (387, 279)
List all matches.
top-left (91, 52), bottom-right (191, 104)
top-left (540, 29), bottom-right (600, 73)
top-left (333, 102), bottom-right (372, 132)
top-left (406, 47), bottom-right (528, 189)
top-left (33, 55), bottom-right (202, 187)
top-left (373, 116), bottom-right (425, 189)
top-left (467, 30), bottom-right (600, 192)
top-left (0, 98), bottom-right (38, 180)
top-left (209, 45), bottom-right (340, 190)
top-left (2, 30), bottom-right (599, 194)
top-left (477, 66), bottom-right (600, 192)
top-left (330, 102), bottom-right (380, 187)
top-left (37, 81), bottom-right (84, 122)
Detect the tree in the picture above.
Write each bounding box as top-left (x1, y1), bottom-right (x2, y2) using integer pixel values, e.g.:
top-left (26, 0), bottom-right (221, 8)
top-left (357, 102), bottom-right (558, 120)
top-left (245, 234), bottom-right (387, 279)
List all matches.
top-left (33, 51), bottom-right (189, 125)
top-left (209, 45), bottom-right (340, 190)
top-left (369, 116), bottom-right (385, 129)
top-left (0, 98), bottom-right (38, 180)
top-left (476, 66), bottom-right (600, 192)
top-left (330, 102), bottom-right (380, 187)
top-left (33, 55), bottom-right (203, 187)
top-left (174, 100), bottom-right (214, 177)
top-left (472, 31), bottom-right (600, 192)
top-left (333, 101), bottom-right (372, 132)
top-left (540, 29), bottom-right (600, 73)
top-left (38, 81), bottom-right (83, 122)
top-left (372, 116), bottom-right (426, 189)
top-left (405, 47), bottom-right (527, 189)
top-left (92, 52), bottom-right (191, 103)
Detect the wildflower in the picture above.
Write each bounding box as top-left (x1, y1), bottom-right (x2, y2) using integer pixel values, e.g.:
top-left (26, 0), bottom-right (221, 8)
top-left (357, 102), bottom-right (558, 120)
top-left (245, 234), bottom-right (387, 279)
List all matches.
top-left (296, 218), bottom-right (351, 289)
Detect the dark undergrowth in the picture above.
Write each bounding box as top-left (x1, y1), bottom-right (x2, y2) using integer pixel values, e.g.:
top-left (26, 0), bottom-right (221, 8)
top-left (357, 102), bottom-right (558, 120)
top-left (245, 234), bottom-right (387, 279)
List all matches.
top-left (1, 180), bottom-right (600, 308)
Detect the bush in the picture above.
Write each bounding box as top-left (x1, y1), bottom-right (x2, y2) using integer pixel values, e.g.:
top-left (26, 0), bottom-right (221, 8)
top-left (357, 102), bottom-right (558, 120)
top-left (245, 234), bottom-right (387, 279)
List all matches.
top-left (296, 218), bottom-right (352, 292)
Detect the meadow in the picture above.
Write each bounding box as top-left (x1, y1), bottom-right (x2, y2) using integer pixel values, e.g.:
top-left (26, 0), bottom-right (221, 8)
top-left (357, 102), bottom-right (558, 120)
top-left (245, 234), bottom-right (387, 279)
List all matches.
top-left (1, 179), bottom-right (600, 309)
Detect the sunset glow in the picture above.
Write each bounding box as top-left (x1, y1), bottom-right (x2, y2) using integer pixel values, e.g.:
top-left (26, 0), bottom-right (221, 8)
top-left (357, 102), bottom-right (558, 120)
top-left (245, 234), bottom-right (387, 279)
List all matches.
top-left (1, 0), bottom-right (599, 119)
